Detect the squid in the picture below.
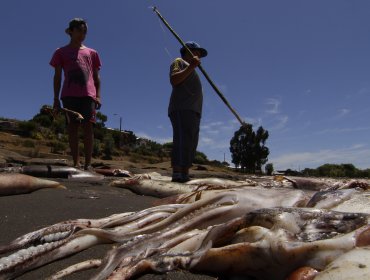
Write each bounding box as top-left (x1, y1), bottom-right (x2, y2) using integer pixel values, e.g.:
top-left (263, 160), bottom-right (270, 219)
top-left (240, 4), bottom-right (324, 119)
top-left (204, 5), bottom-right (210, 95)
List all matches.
top-left (1, 176), bottom-right (369, 280)
top-left (0, 174), bottom-right (65, 196)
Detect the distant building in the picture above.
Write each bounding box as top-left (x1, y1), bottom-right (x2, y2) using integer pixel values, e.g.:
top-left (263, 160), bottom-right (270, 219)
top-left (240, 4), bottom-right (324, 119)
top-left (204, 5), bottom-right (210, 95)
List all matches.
top-left (105, 127), bottom-right (142, 147)
top-left (272, 170), bottom-right (285, 175)
top-left (272, 169), bottom-right (301, 176)
top-left (135, 137), bottom-right (150, 147)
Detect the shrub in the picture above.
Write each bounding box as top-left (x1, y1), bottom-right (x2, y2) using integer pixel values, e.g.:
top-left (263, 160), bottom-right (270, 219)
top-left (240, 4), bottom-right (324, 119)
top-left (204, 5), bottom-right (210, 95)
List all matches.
top-left (18, 121), bottom-right (37, 137)
top-left (265, 163), bottom-right (274, 175)
top-left (193, 151), bottom-right (208, 164)
top-left (51, 141), bottom-right (67, 154)
top-left (32, 114), bottom-right (53, 127)
top-left (23, 139), bottom-right (35, 148)
top-left (93, 139), bottom-right (102, 157)
top-left (28, 147), bottom-right (40, 157)
top-left (103, 134), bottom-right (115, 160)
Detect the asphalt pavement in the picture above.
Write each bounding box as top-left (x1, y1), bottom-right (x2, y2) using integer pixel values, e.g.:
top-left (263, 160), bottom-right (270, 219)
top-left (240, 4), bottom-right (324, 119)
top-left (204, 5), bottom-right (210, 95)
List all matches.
top-left (0, 177), bottom-right (215, 280)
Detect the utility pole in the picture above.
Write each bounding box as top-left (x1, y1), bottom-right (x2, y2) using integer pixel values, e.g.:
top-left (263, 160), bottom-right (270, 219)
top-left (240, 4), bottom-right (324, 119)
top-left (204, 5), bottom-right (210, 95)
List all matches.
top-left (114, 114), bottom-right (123, 148)
top-left (113, 114), bottom-right (122, 133)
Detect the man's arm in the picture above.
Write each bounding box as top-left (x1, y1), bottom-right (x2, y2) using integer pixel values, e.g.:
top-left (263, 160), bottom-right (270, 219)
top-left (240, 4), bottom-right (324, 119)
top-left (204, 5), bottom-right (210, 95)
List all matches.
top-left (53, 66), bottom-right (62, 109)
top-left (170, 56), bottom-right (200, 86)
top-left (93, 68), bottom-right (101, 109)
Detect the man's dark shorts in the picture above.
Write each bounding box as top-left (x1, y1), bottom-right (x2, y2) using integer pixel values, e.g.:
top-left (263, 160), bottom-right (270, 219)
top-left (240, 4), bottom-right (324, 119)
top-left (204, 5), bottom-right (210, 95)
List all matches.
top-left (169, 110), bottom-right (201, 168)
top-left (62, 96), bottom-right (96, 124)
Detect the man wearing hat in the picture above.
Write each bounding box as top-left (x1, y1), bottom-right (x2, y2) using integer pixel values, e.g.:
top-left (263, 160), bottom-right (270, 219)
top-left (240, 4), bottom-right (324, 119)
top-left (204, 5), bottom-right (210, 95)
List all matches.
top-left (168, 41), bottom-right (208, 182)
top-left (50, 18), bottom-right (102, 170)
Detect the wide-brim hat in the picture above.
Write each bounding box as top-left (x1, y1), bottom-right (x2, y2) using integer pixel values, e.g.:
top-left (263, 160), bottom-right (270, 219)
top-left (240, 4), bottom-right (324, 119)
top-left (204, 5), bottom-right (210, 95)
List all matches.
top-left (65, 18), bottom-right (88, 34)
top-left (180, 41), bottom-right (208, 57)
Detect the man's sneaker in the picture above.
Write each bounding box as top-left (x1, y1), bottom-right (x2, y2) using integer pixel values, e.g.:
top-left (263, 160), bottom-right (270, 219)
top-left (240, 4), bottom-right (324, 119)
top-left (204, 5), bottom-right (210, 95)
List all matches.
top-left (73, 164), bottom-right (82, 170)
top-left (84, 165), bottom-right (94, 172)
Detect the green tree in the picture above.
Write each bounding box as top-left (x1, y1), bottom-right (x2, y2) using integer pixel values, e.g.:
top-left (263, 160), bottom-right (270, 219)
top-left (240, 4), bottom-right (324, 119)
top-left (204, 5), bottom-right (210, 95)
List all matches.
top-left (341, 163), bottom-right (357, 177)
top-left (358, 168), bottom-right (370, 178)
top-left (111, 129), bottom-right (123, 148)
top-left (32, 104), bottom-right (66, 135)
top-left (96, 112), bottom-right (107, 128)
top-left (50, 140), bottom-right (67, 154)
top-left (317, 164), bottom-right (343, 177)
top-left (31, 105), bottom-right (53, 127)
top-left (255, 126), bottom-right (270, 171)
top-left (32, 114), bottom-right (53, 127)
top-left (193, 151), bottom-right (208, 164)
top-left (50, 115), bottom-right (66, 135)
top-left (163, 142), bottom-right (173, 151)
top-left (102, 133), bottom-right (115, 160)
top-left (18, 121), bottom-right (37, 137)
top-left (222, 161), bottom-right (230, 167)
top-left (94, 111), bottom-right (108, 143)
top-left (302, 168), bottom-right (318, 177)
top-left (93, 139), bottom-right (102, 157)
top-left (314, 163), bottom-right (360, 178)
top-left (229, 124), bottom-right (269, 173)
top-left (265, 163), bottom-right (274, 175)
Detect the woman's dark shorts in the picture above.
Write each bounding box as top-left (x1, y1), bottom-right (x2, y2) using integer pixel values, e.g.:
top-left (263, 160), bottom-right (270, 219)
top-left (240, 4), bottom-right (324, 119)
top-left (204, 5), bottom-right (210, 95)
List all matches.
top-left (62, 96), bottom-right (96, 124)
top-left (169, 110), bottom-right (201, 168)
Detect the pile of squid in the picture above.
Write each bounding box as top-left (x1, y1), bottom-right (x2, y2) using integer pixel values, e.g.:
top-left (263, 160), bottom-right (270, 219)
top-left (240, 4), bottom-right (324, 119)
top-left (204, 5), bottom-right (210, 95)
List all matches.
top-left (0, 174), bottom-right (369, 280)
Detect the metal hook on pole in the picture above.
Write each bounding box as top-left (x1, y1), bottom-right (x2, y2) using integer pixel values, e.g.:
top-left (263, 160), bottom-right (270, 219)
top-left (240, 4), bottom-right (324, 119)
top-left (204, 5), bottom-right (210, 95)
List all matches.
top-left (152, 6), bottom-right (246, 126)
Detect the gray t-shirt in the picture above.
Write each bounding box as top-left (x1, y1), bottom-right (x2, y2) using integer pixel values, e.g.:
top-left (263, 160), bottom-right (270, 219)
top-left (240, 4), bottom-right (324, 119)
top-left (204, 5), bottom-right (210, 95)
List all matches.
top-left (168, 58), bottom-right (203, 116)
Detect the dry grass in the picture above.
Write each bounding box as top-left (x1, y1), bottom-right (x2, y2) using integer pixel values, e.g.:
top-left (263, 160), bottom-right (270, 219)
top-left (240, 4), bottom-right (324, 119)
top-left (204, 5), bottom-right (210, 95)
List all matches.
top-left (0, 131), bottom-right (238, 178)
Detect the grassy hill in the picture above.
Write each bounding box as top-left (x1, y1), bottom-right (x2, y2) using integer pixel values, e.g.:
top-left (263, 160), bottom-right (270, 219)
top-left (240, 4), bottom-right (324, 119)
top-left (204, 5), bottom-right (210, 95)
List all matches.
top-left (0, 114), bottom-right (235, 177)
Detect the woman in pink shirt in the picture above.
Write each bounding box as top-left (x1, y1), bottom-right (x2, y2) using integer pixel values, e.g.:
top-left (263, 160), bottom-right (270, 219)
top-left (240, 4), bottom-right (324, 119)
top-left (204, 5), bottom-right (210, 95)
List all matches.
top-left (50, 18), bottom-right (102, 170)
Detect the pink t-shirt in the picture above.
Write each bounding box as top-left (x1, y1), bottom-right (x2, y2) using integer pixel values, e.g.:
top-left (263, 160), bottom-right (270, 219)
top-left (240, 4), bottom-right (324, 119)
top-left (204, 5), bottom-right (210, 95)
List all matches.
top-left (50, 45), bottom-right (101, 99)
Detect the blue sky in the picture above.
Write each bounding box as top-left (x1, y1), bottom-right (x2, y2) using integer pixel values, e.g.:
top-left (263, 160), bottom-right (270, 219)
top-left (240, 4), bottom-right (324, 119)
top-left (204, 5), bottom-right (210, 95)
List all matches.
top-left (1, 0), bottom-right (370, 170)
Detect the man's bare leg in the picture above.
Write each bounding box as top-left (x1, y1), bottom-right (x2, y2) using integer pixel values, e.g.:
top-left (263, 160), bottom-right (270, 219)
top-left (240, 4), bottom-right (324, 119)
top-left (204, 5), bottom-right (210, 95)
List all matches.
top-left (67, 122), bottom-right (80, 167)
top-left (83, 122), bottom-right (94, 169)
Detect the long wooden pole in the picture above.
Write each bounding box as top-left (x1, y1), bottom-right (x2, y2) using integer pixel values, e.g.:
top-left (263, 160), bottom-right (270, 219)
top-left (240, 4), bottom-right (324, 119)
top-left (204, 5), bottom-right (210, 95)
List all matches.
top-left (153, 7), bottom-right (246, 126)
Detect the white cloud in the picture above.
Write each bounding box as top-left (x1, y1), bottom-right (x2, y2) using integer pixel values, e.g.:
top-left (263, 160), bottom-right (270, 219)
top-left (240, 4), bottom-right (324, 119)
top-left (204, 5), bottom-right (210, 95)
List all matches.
top-left (271, 115), bottom-right (288, 130)
top-left (135, 132), bottom-right (151, 139)
top-left (265, 98), bottom-right (281, 114)
top-left (357, 87), bottom-right (370, 96)
top-left (270, 144), bottom-right (370, 170)
top-left (231, 119), bottom-right (240, 125)
top-left (205, 130), bottom-right (221, 135)
top-left (198, 136), bottom-right (215, 146)
top-left (261, 98), bottom-right (289, 131)
top-left (303, 89), bottom-right (312, 95)
top-left (135, 132), bottom-right (172, 144)
top-left (201, 119), bottom-right (241, 134)
top-left (198, 136), bottom-right (230, 150)
top-left (351, 143), bottom-right (366, 149)
top-left (345, 87), bottom-right (370, 99)
top-left (297, 110), bottom-right (307, 117)
top-left (338, 108), bottom-right (350, 118)
top-left (196, 118), bottom-right (247, 155)
top-left (245, 117), bottom-right (263, 127)
top-left (303, 120), bottom-right (311, 128)
top-left (200, 121), bottom-right (224, 130)
top-left (315, 126), bottom-right (370, 135)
